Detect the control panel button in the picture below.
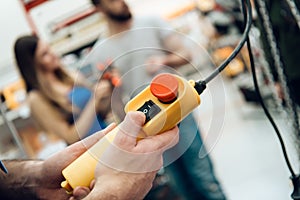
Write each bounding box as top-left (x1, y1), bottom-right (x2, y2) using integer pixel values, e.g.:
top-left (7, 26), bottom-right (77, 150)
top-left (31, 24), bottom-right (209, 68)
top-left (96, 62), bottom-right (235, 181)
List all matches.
top-left (150, 74), bottom-right (178, 103)
top-left (137, 100), bottom-right (161, 123)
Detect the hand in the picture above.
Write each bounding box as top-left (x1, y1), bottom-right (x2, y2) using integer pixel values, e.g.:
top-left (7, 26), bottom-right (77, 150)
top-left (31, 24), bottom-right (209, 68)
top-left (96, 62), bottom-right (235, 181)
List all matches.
top-left (109, 68), bottom-right (122, 87)
top-left (145, 55), bottom-right (166, 76)
top-left (35, 124), bottom-right (116, 200)
top-left (94, 79), bottom-right (112, 115)
top-left (71, 111), bottom-right (179, 200)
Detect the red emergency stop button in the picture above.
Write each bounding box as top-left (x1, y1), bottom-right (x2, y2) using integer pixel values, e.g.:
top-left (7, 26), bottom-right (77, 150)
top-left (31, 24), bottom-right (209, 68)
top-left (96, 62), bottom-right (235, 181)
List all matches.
top-left (150, 74), bottom-right (178, 103)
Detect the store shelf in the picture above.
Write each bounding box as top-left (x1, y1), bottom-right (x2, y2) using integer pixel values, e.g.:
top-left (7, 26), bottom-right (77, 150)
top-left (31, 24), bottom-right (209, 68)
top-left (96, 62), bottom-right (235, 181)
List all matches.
top-left (52, 7), bottom-right (97, 33)
top-left (0, 105), bottom-right (30, 126)
top-left (50, 20), bottom-right (106, 56)
top-left (19, 0), bottom-right (100, 54)
top-left (21, 0), bottom-right (48, 11)
top-left (164, 1), bottom-right (196, 20)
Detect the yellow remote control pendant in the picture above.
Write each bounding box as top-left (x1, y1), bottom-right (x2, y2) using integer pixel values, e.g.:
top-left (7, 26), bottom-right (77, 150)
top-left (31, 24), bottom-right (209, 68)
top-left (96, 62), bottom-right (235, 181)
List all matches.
top-left (61, 73), bottom-right (201, 192)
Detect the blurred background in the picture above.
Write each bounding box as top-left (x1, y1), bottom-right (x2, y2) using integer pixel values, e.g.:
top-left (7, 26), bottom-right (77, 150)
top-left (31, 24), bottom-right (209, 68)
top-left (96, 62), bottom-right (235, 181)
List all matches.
top-left (0, 0), bottom-right (299, 199)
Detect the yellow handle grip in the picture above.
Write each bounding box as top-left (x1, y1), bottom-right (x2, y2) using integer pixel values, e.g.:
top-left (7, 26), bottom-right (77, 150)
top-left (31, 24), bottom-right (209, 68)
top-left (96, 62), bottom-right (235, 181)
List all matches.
top-left (61, 127), bottom-right (117, 192)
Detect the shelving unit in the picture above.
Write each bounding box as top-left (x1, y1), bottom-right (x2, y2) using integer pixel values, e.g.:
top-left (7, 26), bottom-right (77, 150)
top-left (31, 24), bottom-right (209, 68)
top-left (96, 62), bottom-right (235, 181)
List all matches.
top-left (0, 97), bottom-right (28, 159)
top-left (18, 0), bottom-right (105, 56)
top-left (19, 0), bottom-right (49, 34)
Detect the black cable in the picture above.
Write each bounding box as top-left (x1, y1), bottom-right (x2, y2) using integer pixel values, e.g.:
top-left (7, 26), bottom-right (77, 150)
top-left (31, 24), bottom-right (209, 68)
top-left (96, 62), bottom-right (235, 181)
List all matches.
top-left (194, 0), bottom-right (296, 176)
top-left (240, 0), bottom-right (296, 178)
top-left (194, 0), bottom-right (253, 95)
top-left (194, 0), bottom-right (300, 198)
top-left (202, 0), bottom-right (253, 84)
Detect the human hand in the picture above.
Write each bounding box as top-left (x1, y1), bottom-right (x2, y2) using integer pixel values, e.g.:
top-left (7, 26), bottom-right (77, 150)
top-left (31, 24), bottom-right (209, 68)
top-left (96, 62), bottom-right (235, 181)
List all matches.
top-left (94, 79), bottom-right (112, 115)
top-left (71, 111), bottom-right (179, 200)
top-left (145, 55), bottom-right (166, 76)
top-left (103, 67), bottom-right (122, 87)
top-left (35, 124), bottom-right (116, 200)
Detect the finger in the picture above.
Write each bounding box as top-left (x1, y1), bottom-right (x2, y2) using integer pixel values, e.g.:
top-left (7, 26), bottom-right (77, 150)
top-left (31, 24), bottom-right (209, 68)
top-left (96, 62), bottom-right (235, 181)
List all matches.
top-left (51, 123), bottom-right (117, 165)
top-left (70, 122), bottom-right (116, 152)
top-left (113, 111), bottom-right (145, 149)
top-left (72, 186), bottom-right (90, 200)
top-left (99, 126), bottom-right (179, 173)
top-left (96, 80), bottom-right (111, 90)
top-left (90, 179), bottom-right (96, 189)
top-left (135, 126), bottom-right (179, 153)
top-left (44, 124), bottom-right (118, 179)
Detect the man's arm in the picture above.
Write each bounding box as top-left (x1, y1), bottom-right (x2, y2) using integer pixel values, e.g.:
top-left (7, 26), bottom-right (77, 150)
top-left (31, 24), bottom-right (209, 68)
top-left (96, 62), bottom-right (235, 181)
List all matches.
top-left (0, 126), bottom-right (111, 200)
top-left (161, 33), bottom-right (192, 68)
top-left (145, 17), bottom-right (192, 75)
top-left (0, 160), bottom-right (43, 200)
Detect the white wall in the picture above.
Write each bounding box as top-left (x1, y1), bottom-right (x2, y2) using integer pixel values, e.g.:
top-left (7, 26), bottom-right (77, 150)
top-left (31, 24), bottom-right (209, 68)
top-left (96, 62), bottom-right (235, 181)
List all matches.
top-left (0, 0), bottom-right (31, 64)
top-left (0, 1), bottom-right (31, 65)
top-left (0, 0), bottom-right (31, 89)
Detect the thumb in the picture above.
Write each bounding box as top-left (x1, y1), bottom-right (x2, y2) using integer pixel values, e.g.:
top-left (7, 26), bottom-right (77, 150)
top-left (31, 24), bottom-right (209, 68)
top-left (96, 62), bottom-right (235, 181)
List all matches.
top-left (70, 187), bottom-right (90, 200)
top-left (113, 111), bottom-right (145, 149)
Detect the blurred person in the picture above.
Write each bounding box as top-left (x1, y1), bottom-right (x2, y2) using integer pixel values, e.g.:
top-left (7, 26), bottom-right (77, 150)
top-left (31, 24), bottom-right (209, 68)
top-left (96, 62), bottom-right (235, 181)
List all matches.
top-left (88, 0), bottom-right (226, 199)
top-left (0, 111), bottom-right (179, 200)
top-left (14, 35), bottom-right (113, 147)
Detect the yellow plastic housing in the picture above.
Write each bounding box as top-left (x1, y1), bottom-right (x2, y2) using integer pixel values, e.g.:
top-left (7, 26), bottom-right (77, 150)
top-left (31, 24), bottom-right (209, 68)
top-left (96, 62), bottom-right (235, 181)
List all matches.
top-left (61, 74), bottom-right (201, 192)
top-left (61, 128), bottom-right (117, 192)
top-left (125, 75), bottom-right (200, 136)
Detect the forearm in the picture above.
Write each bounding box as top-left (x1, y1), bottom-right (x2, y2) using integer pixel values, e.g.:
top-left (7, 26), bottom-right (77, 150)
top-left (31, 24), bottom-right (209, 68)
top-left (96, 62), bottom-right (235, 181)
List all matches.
top-left (0, 160), bottom-right (43, 199)
top-left (162, 34), bottom-right (192, 68)
top-left (70, 98), bottom-right (98, 139)
top-left (163, 51), bottom-right (191, 68)
top-left (30, 90), bottom-right (99, 144)
top-left (62, 98), bottom-right (99, 144)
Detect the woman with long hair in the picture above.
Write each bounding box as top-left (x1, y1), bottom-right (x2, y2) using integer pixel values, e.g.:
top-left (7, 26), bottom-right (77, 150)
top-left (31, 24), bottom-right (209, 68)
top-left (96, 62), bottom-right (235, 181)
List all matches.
top-left (14, 35), bottom-right (113, 145)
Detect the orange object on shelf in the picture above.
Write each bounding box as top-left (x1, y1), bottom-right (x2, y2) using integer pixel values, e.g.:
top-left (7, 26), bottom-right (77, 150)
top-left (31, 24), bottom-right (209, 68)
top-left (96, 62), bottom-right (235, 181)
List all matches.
top-left (196, 0), bottom-right (216, 12)
top-left (164, 2), bottom-right (196, 20)
top-left (212, 46), bottom-right (245, 77)
top-left (2, 79), bottom-right (26, 110)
